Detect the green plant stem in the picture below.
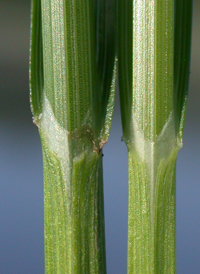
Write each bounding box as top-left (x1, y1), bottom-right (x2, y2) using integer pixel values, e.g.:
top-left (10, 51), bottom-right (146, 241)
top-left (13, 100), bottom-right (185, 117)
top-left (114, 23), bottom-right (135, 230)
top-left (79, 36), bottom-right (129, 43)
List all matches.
top-left (127, 148), bottom-right (178, 273)
top-left (30, 0), bottom-right (116, 273)
top-left (118, 1), bottom-right (192, 273)
top-left (42, 132), bottom-right (106, 273)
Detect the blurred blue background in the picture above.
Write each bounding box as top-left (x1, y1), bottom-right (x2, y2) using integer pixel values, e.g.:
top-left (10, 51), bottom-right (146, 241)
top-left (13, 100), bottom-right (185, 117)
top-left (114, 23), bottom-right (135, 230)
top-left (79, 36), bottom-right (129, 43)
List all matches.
top-left (0, 1), bottom-right (199, 273)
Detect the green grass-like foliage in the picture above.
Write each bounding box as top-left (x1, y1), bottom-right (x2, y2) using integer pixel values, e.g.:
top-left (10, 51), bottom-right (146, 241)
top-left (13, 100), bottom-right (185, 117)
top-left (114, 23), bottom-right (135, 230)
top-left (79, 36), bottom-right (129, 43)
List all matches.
top-left (30, 0), bottom-right (117, 273)
top-left (118, 1), bottom-right (192, 273)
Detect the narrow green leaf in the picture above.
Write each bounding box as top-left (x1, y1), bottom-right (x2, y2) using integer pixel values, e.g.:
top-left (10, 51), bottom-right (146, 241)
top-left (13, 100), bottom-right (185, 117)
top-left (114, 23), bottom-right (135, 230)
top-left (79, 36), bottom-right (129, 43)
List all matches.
top-left (30, 0), bottom-right (43, 122)
top-left (95, 0), bottom-right (117, 140)
top-left (118, 1), bottom-right (192, 273)
top-left (174, 0), bottom-right (193, 140)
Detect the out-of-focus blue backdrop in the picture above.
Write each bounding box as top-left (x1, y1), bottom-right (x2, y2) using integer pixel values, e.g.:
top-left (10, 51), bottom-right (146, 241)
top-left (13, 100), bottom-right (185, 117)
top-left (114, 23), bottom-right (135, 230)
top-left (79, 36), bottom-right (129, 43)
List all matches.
top-left (0, 1), bottom-right (199, 273)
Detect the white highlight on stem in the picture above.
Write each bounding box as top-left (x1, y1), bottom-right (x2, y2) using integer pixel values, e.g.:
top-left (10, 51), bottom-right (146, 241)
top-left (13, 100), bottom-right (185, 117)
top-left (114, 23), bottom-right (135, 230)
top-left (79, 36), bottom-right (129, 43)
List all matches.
top-left (131, 112), bottom-right (182, 213)
top-left (39, 94), bottom-right (70, 192)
